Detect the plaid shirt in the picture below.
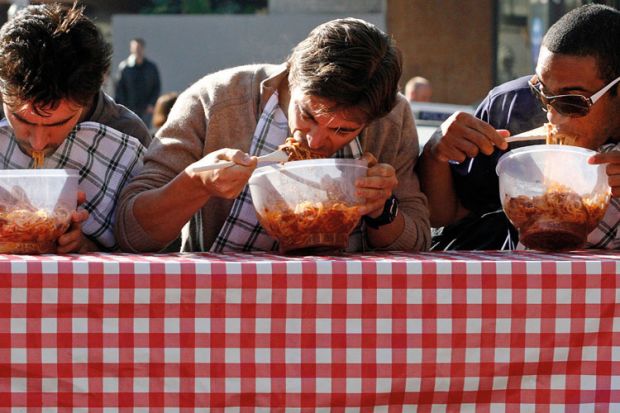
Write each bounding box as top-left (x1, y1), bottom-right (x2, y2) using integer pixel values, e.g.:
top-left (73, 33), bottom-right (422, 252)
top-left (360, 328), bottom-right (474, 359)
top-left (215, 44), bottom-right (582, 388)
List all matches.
top-left (210, 92), bottom-right (363, 252)
top-left (0, 120), bottom-right (144, 250)
top-left (585, 143), bottom-right (620, 249)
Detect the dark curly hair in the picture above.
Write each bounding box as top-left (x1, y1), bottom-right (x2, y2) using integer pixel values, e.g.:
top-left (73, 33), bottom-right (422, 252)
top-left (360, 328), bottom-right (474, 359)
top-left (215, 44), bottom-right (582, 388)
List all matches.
top-left (0, 3), bottom-right (112, 114)
top-left (287, 18), bottom-right (402, 123)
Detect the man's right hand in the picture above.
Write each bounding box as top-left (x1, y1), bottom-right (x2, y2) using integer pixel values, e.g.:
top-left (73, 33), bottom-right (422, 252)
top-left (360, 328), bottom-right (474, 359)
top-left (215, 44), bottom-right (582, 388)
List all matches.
top-left (418, 112), bottom-right (510, 228)
top-left (186, 148), bottom-right (258, 199)
top-left (426, 112), bottom-right (510, 163)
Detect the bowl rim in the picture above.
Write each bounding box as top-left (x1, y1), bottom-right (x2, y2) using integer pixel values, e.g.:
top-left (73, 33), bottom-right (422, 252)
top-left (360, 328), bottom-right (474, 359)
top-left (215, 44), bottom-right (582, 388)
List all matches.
top-left (0, 169), bottom-right (79, 178)
top-left (250, 158), bottom-right (368, 180)
top-left (496, 144), bottom-right (598, 176)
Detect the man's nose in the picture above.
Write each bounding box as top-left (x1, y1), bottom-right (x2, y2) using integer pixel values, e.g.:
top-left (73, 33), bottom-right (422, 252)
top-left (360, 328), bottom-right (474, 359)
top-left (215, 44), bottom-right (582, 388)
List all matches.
top-left (30, 128), bottom-right (48, 151)
top-left (306, 126), bottom-right (326, 149)
top-left (546, 105), bottom-right (570, 126)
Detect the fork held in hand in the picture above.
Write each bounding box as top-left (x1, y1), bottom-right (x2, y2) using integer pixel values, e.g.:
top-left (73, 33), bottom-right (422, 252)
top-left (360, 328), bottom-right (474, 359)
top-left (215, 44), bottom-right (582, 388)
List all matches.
top-left (190, 149), bottom-right (290, 173)
top-left (505, 126), bottom-right (547, 143)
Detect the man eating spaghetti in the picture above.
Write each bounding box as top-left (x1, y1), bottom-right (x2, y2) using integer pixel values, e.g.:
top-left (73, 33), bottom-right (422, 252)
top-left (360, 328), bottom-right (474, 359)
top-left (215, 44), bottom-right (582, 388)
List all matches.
top-left (0, 4), bottom-right (146, 252)
top-left (116, 18), bottom-right (431, 253)
top-left (418, 4), bottom-right (620, 250)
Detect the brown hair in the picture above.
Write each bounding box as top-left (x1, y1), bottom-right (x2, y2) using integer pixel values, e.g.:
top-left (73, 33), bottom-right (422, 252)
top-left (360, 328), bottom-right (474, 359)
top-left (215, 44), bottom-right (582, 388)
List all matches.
top-left (287, 18), bottom-right (402, 122)
top-left (152, 91), bottom-right (179, 129)
top-left (0, 3), bottom-right (112, 114)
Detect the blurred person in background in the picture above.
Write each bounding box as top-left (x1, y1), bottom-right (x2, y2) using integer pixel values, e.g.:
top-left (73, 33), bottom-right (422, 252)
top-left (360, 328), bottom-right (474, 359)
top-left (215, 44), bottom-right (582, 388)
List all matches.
top-left (0, 3), bottom-right (145, 252)
top-left (151, 91), bottom-right (178, 133)
top-left (418, 4), bottom-right (620, 250)
top-left (115, 38), bottom-right (161, 127)
top-left (497, 45), bottom-right (517, 86)
top-left (405, 76), bottom-right (433, 102)
top-left (115, 18), bottom-right (430, 253)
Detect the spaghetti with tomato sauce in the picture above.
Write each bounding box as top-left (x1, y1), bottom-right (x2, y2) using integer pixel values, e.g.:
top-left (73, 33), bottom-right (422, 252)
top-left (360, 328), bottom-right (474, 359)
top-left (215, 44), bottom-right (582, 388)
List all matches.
top-left (504, 183), bottom-right (610, 251)
top-left (0, 186), bottom-right (72, 253)
top-left (502, 124), bottom-right (609, 250)
top-left (278, 137), bottom-right (323, 161)
top-left (257, 201), bottom-right (362, 253)
top-left (256, 138), bottom-right (371, 252)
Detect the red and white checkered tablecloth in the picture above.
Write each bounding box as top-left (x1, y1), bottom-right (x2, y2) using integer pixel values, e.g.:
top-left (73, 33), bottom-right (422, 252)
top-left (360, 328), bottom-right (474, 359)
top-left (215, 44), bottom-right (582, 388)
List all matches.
top-left (0, 250), bottom-right (619, 412)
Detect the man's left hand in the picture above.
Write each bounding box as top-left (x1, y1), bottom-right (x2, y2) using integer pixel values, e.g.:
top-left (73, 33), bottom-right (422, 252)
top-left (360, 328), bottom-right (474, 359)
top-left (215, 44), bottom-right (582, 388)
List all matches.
top-left (56, 191), bottom-right (92, 253)
top-left (356, 162), bottom-right (398, 218)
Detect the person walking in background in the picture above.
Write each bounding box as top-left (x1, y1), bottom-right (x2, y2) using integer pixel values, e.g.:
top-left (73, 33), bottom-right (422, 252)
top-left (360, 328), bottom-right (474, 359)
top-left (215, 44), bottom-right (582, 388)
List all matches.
top-left (115, 38), bottom-right (161, 127)
top-left (405, 76), bottom-right (433, 102)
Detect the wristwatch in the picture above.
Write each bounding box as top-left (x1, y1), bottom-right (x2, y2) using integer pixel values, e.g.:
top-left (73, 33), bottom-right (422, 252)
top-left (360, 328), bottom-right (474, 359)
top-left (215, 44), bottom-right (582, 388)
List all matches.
top-left (363, 195), bottom-right (399, 229)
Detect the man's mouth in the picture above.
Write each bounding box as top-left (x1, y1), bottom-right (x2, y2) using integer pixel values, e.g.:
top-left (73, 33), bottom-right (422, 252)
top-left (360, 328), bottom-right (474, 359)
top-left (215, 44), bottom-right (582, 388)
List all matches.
top-left (16, 142), bottom-right (55, 158)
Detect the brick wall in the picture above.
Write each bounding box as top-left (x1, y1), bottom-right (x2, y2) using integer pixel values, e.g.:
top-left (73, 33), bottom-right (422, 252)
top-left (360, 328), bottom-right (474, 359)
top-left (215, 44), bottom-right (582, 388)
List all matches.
top-left (387, 0), bottom-right (495, 105)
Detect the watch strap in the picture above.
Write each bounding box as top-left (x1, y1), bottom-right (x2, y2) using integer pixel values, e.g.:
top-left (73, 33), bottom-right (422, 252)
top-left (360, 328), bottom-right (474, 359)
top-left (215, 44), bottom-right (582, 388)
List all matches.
top-left (363, 195), bottom-right (399, 229)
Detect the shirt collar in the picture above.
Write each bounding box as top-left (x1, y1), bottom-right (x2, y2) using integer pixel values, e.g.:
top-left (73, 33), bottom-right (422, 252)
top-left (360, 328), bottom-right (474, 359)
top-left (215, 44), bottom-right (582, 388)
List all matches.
top-left (259, 63), bottom-right (288, 114)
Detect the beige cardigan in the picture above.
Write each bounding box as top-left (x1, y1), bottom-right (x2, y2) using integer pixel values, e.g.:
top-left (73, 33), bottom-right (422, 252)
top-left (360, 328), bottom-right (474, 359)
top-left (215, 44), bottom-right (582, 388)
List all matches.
top-left (115, 64), bottom-right (431, 252)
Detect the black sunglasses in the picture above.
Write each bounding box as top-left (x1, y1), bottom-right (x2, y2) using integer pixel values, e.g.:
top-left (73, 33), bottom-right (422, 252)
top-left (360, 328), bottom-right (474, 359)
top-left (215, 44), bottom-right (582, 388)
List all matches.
top-left (528, 74), bottom-right (620, 118)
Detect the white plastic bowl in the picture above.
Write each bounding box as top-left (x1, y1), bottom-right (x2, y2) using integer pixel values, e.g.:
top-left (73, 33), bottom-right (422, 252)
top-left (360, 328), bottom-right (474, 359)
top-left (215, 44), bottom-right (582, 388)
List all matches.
top-left (496, 145), bottom-right (610, 251)
top-left (248, 159), bottom-right (368, 254)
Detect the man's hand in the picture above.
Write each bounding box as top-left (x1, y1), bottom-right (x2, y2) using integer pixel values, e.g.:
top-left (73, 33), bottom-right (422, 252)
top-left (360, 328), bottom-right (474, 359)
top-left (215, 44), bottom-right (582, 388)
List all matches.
top-left (428, 111), bottom-right (510, 163)
top-left (56, 191), bottom-right (91, 254)
top-left (589, 151), bottom-right (620, 197)
top-left (356, 162), bottom-right (398, 218)
top-left (186, 148), bottom-right (258, 199)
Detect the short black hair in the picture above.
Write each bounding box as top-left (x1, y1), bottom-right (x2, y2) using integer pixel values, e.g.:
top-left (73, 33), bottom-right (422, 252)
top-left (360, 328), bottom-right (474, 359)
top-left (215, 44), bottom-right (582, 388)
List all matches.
top-left (0, 3), bottom-right (112, 113)
top-left (542, 4), bottom-right (620, 83)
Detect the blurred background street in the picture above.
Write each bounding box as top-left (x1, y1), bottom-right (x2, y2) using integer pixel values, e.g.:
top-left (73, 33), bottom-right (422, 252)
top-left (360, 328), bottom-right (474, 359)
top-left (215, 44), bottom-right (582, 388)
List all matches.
top-left (0, 0), bottom-right (617, 121)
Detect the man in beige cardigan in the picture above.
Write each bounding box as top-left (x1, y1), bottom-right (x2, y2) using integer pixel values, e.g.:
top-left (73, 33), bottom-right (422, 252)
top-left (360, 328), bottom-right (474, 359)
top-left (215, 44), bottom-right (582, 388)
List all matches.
top-left (115, 18), bottom-right (430, 253)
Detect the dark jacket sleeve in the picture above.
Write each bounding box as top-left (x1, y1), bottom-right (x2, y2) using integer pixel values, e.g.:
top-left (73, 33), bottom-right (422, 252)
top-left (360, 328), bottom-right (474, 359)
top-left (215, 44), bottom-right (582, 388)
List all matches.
top-left (450, 75), bottom-right (547, 214)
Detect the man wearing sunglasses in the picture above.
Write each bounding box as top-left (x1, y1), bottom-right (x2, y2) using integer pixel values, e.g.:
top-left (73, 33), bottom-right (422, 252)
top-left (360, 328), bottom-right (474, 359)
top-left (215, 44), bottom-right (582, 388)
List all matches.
top-left (418, 4), bottom-right (620, 250)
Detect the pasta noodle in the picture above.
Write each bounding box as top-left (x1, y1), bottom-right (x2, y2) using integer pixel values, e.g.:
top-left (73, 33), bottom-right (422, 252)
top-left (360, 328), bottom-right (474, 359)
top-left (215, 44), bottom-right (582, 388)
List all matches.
top-left (31, 151), bottom-right (45, 168)
top-left (278, 137), bottom-right (323, 161)
top-left (545, 123), bottom-right (577, 145)
top-left (0, 186), bottom-right (71, 253)
top-left (504, 183), bottom-right (610, 251)
top-left (257, 201), bottom-right (361, 253)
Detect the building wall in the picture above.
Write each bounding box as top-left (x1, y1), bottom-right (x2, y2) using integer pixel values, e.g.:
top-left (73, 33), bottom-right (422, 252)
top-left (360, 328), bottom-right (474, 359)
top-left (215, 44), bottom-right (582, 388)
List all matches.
top-left (387, 0), bottom-right (495, 105)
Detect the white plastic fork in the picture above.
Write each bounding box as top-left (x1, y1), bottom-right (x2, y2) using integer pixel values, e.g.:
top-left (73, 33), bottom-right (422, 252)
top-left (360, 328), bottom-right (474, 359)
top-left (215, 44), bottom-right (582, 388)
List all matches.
top-left (505, 126), bottom-right (547, 143)
top-left (190, 149), bottom-right (290, 173)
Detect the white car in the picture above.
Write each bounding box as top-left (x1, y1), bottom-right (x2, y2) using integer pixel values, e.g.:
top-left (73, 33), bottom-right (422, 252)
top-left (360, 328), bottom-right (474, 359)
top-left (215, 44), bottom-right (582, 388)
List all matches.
top-left (410, 102), bottom-right (474, 149)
